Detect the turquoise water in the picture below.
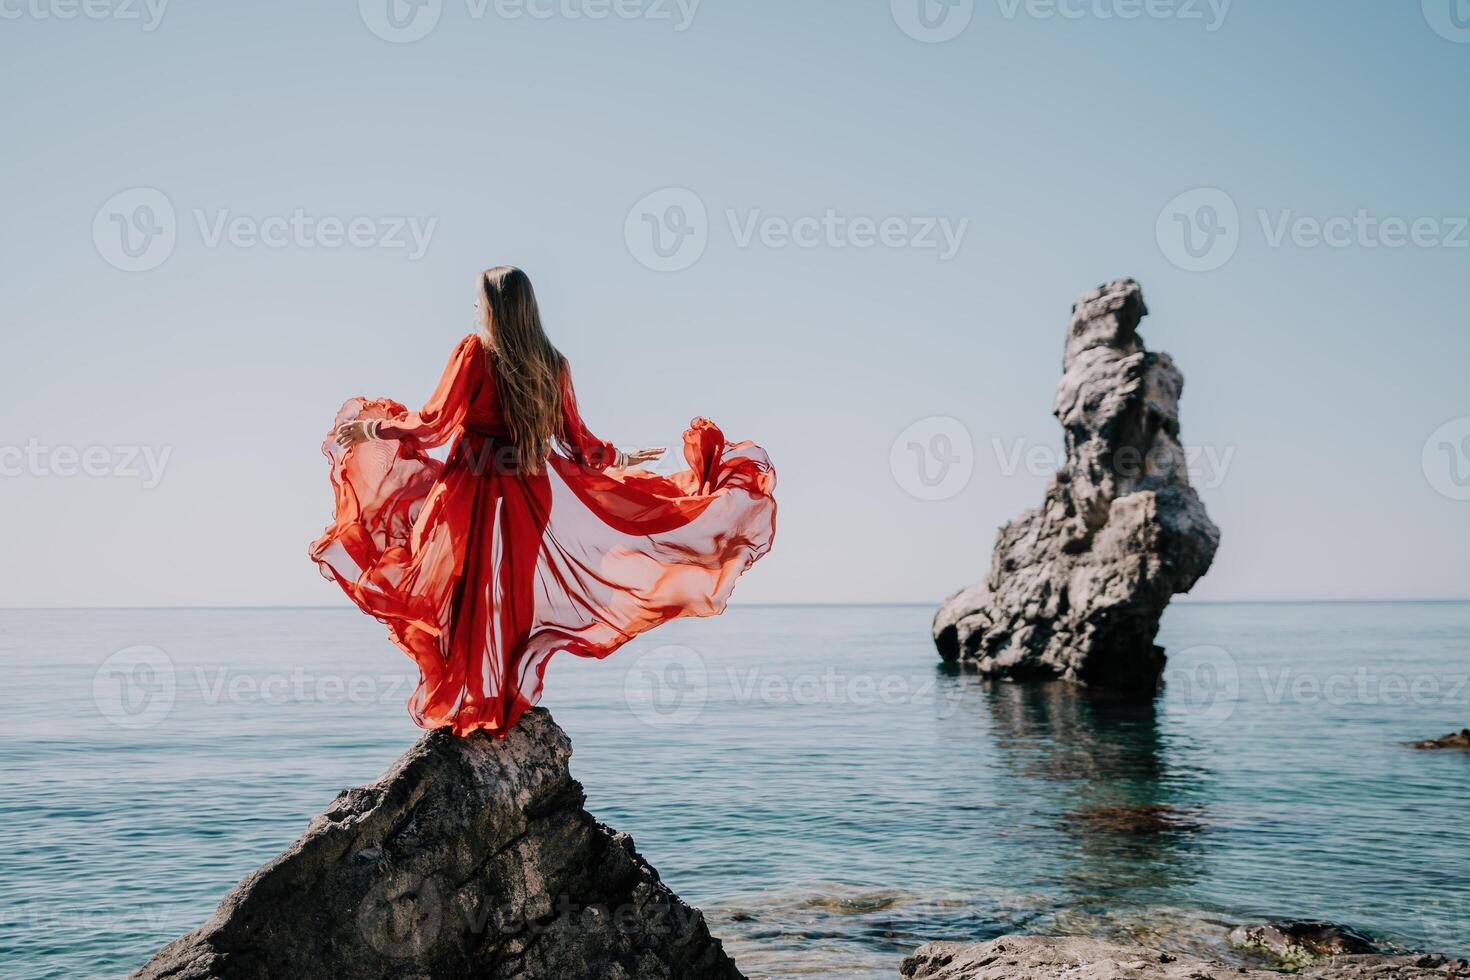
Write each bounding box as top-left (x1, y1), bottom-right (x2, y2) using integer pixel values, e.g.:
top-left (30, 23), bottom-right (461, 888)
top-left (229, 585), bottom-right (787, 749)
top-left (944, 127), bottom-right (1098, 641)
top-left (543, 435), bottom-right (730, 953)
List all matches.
top-left (2, 603), bottom-right (1468, 979)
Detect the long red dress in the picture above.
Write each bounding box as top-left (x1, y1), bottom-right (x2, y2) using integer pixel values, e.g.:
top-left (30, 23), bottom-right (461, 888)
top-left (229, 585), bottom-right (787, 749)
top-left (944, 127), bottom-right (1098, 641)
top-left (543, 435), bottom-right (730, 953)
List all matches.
top-left (310, 335), bottom-right (776, 736)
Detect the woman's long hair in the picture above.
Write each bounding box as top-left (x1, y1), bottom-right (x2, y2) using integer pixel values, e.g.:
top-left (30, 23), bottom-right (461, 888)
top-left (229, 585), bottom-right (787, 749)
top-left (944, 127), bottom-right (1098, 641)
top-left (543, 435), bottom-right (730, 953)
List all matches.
top-left (477, 266), bottom-right (568, 474)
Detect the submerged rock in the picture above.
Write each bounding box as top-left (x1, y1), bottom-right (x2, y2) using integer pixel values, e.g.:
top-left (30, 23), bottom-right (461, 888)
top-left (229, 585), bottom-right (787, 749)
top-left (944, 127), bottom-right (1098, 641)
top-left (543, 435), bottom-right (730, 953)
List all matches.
top-left (934, 279), bottom-right (1220, 690)
top-left (900, 935), bottom-right (1465, 980)
top-left (1407, 728), bottom-right (1470, 749)
top-left (1228, 921), bottom-right (1377, 966)
top-left (130, 709), bottom-right (742, 980)
top-left (1057, 802), bottom-right (1206, 836)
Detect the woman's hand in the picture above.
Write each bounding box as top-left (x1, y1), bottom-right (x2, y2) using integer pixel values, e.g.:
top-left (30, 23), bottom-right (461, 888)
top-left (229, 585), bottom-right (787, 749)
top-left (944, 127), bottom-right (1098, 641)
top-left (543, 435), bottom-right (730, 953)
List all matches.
top-left (616, 447), bottom-right (665, 468)
top-left (335, 420), bottom-right (377, 447)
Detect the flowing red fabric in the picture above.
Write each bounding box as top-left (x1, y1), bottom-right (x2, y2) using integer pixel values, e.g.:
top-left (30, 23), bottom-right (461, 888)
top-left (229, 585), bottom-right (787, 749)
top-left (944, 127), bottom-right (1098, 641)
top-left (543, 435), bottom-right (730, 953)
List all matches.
top-left (309, 335), bottom-right (776, 737)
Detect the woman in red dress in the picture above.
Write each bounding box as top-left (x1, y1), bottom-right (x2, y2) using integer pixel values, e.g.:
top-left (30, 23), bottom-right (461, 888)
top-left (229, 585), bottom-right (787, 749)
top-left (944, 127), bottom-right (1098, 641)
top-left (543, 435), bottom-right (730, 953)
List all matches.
top-left (310, 267), bottom-right (776, 737)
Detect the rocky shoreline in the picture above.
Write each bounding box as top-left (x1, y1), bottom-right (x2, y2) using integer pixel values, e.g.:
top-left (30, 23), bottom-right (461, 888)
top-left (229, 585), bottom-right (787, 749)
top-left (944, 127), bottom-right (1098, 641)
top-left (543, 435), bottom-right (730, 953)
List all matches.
top-left (129, 706), bottom-right (1465, 979)
top-left (902, 936), bottom-right (1467, 980)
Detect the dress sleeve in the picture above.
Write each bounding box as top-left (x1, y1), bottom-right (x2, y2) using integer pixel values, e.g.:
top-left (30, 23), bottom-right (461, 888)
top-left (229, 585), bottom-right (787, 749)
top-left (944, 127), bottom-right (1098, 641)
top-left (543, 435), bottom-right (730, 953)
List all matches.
top-left (560, 359), bottom-right (617, 469)
top-left (377, 335), bottom-right (483, 448)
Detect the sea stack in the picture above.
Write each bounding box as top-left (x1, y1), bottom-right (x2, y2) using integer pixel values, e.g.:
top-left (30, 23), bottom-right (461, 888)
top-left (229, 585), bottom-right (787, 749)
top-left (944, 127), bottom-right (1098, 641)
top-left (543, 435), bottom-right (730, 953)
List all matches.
top-left (130, 709), bottom-right (742, 980)
top-left (934, 279), bottom-right (1219, 689)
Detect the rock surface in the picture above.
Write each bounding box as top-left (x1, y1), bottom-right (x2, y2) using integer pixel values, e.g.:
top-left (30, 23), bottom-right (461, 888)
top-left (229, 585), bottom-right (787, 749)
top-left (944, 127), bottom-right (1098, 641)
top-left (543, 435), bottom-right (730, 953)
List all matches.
top-left (900, 936), bottom-right (1467, 980)
top-left (1228, 921), bottom-right (1377, 965)
top-left (934, 279), bottom-right (1220, 689)
top-left (130, 709), bottom-right (742, 980)
top-left (1407, 728), bottom-right (1470, 749)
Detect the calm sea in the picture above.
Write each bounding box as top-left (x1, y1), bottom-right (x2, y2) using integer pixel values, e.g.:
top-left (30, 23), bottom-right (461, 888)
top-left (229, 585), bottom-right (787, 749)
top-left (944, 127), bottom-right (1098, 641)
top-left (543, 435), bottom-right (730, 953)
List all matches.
top-left (2, 603), bottom-right (1468, 979)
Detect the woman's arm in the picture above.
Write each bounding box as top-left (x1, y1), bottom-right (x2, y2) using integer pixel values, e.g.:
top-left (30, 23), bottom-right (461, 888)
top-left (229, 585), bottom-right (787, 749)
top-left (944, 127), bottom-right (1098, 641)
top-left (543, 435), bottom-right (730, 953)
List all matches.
top-left (337, 336), bottom-right (482, 449)
top-left (559, 361), bottom-right (663, 469)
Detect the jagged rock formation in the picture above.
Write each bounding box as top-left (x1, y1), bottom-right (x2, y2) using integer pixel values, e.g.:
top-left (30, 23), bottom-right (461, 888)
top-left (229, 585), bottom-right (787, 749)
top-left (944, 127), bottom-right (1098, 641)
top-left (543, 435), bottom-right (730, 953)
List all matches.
top-left (131, 709), bottom-right (742, 980)
top-left (934, 279), bottom-right (1220, 688)
top-left (900, 936), bottom-right (1466, 980)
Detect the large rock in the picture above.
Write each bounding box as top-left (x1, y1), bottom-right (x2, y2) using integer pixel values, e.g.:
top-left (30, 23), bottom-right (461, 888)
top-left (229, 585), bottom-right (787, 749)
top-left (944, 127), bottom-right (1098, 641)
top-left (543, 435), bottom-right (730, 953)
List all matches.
top-left (130, 709), bottom-right (742, 980)
top-left (900, 936), bottom-right (1466, 980)
top-left (935, 279), bottom-right (1220, 689)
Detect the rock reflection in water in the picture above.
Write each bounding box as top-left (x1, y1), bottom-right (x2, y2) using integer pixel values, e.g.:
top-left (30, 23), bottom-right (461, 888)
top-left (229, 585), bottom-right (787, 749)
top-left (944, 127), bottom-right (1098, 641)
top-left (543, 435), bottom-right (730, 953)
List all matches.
top-left (940, 670), bottom-right (1215, 938)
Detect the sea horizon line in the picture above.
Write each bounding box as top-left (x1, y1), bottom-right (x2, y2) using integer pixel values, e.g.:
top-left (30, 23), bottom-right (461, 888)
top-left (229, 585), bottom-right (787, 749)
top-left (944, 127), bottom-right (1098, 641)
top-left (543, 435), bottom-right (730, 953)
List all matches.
top-left (3, 598), bottom-right (1469, 612)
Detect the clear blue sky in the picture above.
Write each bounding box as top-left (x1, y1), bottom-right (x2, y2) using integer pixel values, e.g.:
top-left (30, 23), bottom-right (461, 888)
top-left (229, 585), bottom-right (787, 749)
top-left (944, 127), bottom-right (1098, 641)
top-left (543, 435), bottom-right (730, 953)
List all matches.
top-left (2, 0), bottom-right (1467, 606)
